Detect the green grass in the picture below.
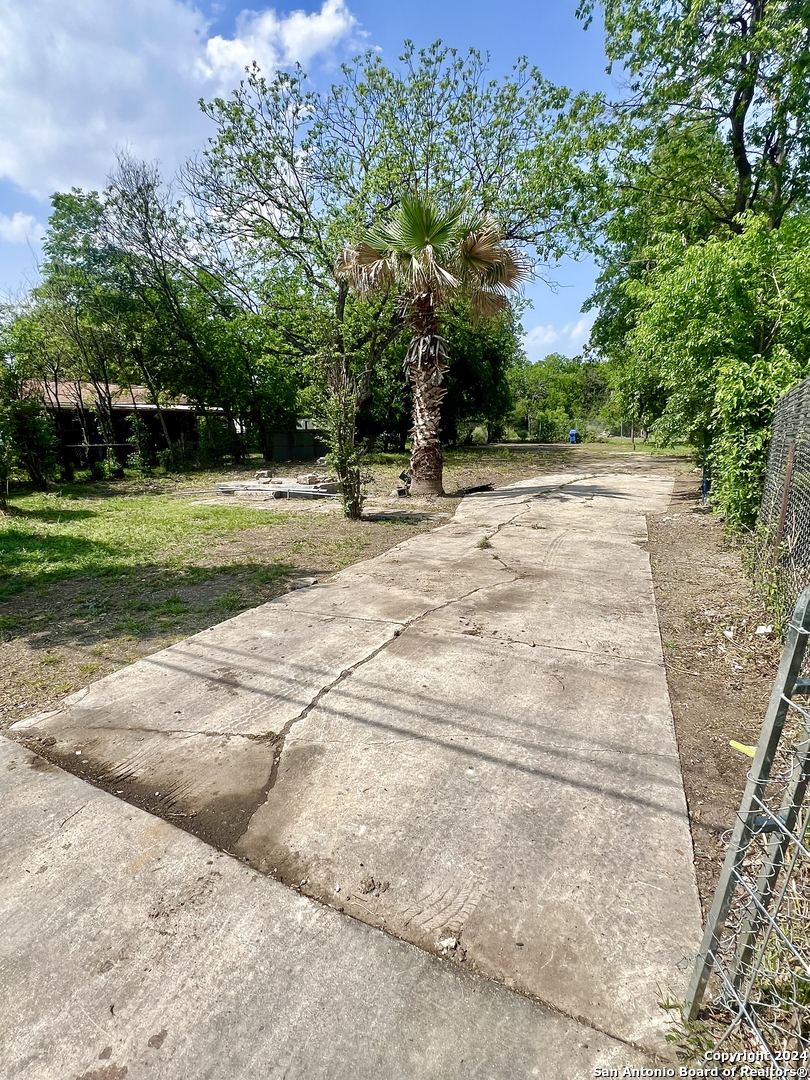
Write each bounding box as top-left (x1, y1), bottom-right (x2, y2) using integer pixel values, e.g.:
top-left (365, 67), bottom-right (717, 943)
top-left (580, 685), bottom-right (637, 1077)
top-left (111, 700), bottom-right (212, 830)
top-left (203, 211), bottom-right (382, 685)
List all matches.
top-left (253, 565), bottom-right (288, 586)
top-left (0, 486), bottom-right (288, 597)
top-left (215, 589), bottom-right (245, 614)
top-left (113, 618), bottom-right (150, 637)
top-left (580, 437), bottom-right (695, 455)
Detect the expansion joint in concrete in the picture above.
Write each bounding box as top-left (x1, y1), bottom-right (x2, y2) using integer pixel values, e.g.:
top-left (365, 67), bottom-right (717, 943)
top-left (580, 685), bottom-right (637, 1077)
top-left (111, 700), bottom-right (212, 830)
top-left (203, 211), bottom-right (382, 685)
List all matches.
top-left (54, 724), bottom-right (276, 742)
top-left (512, 994), bottom-right (659, 1063)
top-left (436, 624), bottom-right (666, 671)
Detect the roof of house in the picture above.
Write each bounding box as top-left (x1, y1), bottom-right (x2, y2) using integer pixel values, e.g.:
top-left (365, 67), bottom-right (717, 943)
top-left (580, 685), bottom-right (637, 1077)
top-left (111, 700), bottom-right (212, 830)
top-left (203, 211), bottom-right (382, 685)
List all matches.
top-left (23, 380), bottom-right (196, 412)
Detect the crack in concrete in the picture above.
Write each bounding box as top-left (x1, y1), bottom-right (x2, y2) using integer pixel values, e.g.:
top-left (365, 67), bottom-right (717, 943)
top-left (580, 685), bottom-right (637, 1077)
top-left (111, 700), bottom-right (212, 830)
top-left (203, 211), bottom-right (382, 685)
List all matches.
top-left (459, 474), bottom-right (597, 531)
top-left (432, 623), bottom-right (664, 668)
top-left (239, 476), bottom-right (605, 829)
top-left (240, 569), bottom-right (523, 826)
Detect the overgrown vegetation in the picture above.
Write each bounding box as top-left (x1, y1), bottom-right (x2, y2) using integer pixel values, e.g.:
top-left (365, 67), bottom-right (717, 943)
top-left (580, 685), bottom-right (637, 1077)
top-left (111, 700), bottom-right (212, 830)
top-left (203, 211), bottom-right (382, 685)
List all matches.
top-left (507, 352), bottom-right (611, 442)
top-left (2, 4), bottom-right (809, 530)
top-left (577, 0), bottom-right (810, 528)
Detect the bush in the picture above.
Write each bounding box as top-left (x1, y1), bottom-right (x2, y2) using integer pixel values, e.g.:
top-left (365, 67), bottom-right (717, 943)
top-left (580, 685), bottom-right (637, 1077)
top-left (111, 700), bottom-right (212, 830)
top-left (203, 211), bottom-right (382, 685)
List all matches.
top-left (0, 399), bottom-right (58, 489)
top-left (535, 407), bottom-right (571, 443)
top-left (126, 415), bottom-right (156, 474)
top-left (616, 215), bottom-right (810, 528)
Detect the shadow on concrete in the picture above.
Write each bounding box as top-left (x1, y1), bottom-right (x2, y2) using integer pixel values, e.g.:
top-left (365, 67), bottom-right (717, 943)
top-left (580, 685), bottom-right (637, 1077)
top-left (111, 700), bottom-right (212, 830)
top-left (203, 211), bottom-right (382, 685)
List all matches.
top-left (461, 480), bottom-right (643, 505)
top-left (118, 642), bottom-right (687, 823)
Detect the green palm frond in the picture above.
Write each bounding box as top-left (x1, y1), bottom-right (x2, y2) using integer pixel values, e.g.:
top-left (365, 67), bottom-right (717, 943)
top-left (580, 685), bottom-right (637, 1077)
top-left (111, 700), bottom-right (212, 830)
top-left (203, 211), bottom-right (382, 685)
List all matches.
top-left (391, 196), bottom-right (469, 255)
top-left (337, 193), bottom-right (531, 311)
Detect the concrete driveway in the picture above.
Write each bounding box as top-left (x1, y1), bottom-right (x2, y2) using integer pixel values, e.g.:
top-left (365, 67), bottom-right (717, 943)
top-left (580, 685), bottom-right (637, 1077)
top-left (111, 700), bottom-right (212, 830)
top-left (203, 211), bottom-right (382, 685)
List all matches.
top-left (6, 468), bottom-right (702, 1072)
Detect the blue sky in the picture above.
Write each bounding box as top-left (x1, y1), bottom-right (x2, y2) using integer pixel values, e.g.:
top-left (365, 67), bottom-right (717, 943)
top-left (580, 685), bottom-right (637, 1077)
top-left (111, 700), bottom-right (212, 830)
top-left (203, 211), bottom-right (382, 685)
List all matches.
top-left (0, 0), bottom-right (614, 358)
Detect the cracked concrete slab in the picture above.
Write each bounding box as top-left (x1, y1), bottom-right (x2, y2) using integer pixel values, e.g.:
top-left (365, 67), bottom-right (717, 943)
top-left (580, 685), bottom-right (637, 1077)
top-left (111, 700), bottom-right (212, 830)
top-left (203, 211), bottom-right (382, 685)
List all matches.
top-left (454, 474), bottom-right (673, 537)
top-left (235, 629), bottom-right (696, 1048)
top-left (419, 562), bottom-right (664, 662)
top-left (280, 536), bottom-right (515, 623)
top-left (22, 606), bottom-right (403, 738)
top-left (12, 608), bottom-right (402, 842)
top-left (10, 469), bottom-right (701, 1056)
top-left (0, 736), bottom-right (651, 1080)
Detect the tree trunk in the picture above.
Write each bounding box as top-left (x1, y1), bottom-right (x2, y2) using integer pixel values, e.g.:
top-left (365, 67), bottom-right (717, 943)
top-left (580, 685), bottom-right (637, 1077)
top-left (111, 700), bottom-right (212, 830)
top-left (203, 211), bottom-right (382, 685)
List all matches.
top-left (132, 348), bottom-right (173, 452)
top-left (405, 296), bottom-right (447, 495)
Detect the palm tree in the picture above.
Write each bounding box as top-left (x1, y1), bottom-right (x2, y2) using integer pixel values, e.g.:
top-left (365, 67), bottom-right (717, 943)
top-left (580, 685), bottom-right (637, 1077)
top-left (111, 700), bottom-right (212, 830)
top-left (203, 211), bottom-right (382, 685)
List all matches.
top-left (337, 195), bottom-right (529, 494)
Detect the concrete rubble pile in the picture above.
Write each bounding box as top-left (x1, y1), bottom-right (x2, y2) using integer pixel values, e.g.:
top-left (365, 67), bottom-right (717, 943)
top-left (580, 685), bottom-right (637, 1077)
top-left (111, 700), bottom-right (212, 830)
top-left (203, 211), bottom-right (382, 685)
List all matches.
top-left (216, 470), bottom-right (339, 499)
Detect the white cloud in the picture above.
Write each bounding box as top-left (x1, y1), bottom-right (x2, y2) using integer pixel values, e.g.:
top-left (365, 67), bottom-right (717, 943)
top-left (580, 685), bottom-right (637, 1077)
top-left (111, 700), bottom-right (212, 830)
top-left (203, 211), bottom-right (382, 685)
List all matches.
top-left (524, 324), bottom-right (561, 349)
top-left (0, 0), bottom-right (364, 202)
top-left (567, 316), bottom-right (591, 345)
top-left (201, 0), bottom-right (359, 83)
top-left (0, 212), bottom-right (45, 243)
top-left (522, 314), bottom-right (595, 361)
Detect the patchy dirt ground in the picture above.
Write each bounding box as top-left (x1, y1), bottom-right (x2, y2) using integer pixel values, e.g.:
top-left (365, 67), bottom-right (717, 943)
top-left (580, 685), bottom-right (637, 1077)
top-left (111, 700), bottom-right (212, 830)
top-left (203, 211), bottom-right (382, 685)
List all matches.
top-left (647, 477), bottom-right (781, 914)
top-left (3, 443), bottom-right (778, 918)
top-left (4, 444), bottom-right (657, 731)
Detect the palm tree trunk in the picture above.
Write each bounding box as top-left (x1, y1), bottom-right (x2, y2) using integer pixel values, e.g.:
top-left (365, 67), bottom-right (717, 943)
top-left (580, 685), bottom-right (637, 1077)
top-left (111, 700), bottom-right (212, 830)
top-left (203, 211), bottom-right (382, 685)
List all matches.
top-left (406, 298), bottom-right (447, 495)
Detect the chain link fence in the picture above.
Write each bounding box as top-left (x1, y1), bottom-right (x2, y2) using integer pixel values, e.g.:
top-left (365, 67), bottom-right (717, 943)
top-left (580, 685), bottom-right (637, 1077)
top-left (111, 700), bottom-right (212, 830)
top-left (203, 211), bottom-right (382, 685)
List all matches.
top-left (684, 587), bottom-right (810, 1057)
top-left (756, 379), bottom-right (810, 627)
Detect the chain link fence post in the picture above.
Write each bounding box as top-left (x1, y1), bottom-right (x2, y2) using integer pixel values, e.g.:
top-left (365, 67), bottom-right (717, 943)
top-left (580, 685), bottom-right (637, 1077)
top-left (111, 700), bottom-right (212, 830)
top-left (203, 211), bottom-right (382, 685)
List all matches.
top-left (684, 586), bottom-right (810, 1032)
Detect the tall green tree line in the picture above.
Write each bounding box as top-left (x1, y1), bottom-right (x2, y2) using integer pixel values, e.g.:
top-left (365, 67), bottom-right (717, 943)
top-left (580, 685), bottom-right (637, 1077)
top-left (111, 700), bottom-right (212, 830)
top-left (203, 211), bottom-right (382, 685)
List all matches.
top-left (7, 44), bottom-right (572, 490)
top-left (576, 0), bottom-right (810, 526)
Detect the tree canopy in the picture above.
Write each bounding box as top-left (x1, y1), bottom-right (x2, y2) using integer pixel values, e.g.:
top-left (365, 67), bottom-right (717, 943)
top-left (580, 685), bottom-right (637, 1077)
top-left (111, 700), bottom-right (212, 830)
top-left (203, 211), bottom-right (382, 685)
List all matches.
top-left (575, 0), bottom-right (810, 525)
top-left (4, 15), bottom-right (809, 527)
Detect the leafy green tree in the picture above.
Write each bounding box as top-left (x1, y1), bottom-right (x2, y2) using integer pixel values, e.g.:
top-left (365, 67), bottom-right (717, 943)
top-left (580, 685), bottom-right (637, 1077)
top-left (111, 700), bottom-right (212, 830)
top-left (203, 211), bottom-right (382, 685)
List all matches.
top-left (310, 348), bottom-right (366, 520)
top-left (0, 398), bottom-right (58, 490)
top-left (440, 304), bottom-right (525, 444)
top-left (188, 44), bottom-right (595, 488)
top-left (191, 43), bottom-right (587, 272)
top-left (508, 352), bottom-right (610, 441)
top-left (38, 189), bottom-right (130, 469)
top-left (578, 0), bottom-right (810, 233)
top-left (572, 0), bottom-right (810, 521)
top-left (623, 215), bottom-right (810, 525)
top-left (337, 195), bottom-right (528, 493)
top-left (11, 165), bottom-right (307, 472)
top-left (575, 0), bottom-right (810, 366)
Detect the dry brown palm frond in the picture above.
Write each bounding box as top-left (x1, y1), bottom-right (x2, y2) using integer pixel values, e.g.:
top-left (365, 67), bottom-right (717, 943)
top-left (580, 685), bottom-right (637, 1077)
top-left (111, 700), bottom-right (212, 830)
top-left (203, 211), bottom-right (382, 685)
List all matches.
top-left (335, 242), bottom-right (395, 295)
top-left (457, 225), bottom-right (504, 270)
top-left (483, 247), bottom-right (532, 289)
top-left (457, 230), bottom-right (531, 292)
top-left (471, 289), bottom-right (509, 318)
top-left (399, 248), bottom-right (458, 297)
